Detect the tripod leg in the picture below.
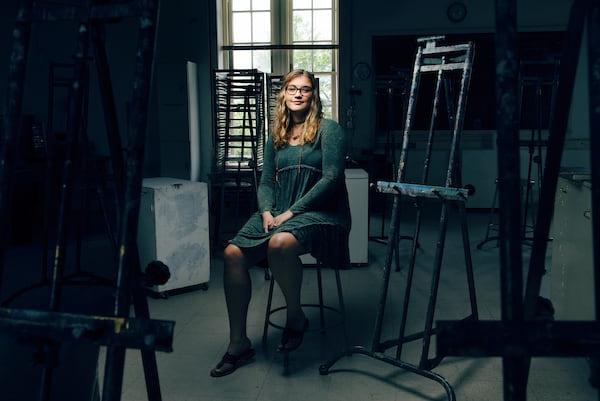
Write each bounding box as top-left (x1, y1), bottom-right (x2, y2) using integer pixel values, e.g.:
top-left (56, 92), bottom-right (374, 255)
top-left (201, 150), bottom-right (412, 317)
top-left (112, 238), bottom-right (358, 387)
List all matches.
top-left (41, 19), bottom-right (91, 400)
top-left (394, 230), bottom-right (401, 271)
top-left (74, 143), bottom-right (89, 275)
top-left (371, 195), bottom-right (401, 351)
top-left (395, 204), bottom-right (425, 359)
top-left (103, 1), bottom-right (160, 399)
top-left (459, 203), bottom-right (479, 319)
top-left (41, 157), bottom-right (55, 283)
top-left (419, 202), bottom-right (449, 370)
top-left (132, 251), bottom-right (163, 401)
top-left (0, 0), bottom-right (34, 294)
top-left (102, 346), bottom-right (127, 401)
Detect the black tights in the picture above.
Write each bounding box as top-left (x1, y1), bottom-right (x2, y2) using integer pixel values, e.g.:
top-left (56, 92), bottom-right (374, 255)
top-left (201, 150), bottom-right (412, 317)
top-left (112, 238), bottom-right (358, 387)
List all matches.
top-left (223, 233), bottom-right (305, 353)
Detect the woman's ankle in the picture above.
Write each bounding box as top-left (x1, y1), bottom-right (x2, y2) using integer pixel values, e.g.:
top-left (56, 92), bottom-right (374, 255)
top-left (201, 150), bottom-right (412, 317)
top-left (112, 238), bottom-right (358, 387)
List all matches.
top-left (286, 310), bottom-right (306, 329)
top-left (227, 337), bottom-right (251, 355)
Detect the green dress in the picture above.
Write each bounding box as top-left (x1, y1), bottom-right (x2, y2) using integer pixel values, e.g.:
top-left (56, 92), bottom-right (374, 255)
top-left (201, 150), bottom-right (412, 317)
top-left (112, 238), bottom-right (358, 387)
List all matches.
top-left (230, 118), bottom-right (351, 268)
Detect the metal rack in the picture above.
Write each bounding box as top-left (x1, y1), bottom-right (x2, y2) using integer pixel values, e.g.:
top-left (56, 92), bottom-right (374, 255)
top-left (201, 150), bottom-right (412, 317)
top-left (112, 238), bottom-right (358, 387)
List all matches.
top-left (212, 69), bottom-right (266, 243)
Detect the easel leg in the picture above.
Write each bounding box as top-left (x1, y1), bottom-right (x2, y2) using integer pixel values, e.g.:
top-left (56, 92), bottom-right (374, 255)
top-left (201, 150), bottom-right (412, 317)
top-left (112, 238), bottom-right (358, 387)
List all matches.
top-left (419, 202), bottom-right (449, 370)
top-left (395, 204), bottom-right (424, 359)
top-left (459, 203), bottom-right (479, 319)
top-left (102, 346), bottom-right (127, 401)
top-left (370, 196), bottom-right (401, 351)
top-left (132, 254), bottom-right (163, 401)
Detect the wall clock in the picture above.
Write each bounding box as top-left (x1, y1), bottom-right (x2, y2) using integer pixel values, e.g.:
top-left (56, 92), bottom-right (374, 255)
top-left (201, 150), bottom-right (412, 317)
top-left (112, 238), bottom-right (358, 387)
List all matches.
top-left (353, 62), bottom-right (372, 81)
top-left (447, 2), bottom-right (467, 23)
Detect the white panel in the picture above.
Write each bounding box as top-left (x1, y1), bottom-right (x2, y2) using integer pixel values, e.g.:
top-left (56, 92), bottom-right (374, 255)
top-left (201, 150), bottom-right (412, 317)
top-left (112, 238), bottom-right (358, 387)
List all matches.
top-left (346, 168), bottom-right (369, 264)
top-left (300, 168), bottom-right (369, 266)
top-left (138, 188), bottom-right (157, 270)
top-left (187, 61), bottom-right (201, 182)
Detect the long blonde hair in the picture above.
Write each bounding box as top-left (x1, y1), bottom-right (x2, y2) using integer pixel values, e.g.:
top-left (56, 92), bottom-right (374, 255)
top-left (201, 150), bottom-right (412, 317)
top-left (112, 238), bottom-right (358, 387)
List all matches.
top-left (272, 69), bottom-right (323, 148)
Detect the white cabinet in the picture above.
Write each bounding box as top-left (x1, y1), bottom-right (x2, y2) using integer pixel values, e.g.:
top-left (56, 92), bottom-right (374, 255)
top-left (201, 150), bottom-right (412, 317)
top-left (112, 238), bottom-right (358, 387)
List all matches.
top-left (138, 177), bottom-right (210, 295)
top-left (300, 168), bottom-right (369, 266)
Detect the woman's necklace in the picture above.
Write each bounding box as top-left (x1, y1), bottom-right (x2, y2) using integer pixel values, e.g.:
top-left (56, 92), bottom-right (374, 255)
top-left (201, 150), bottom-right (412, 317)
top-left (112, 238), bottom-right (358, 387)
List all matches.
top-left (290, 123), bottom-right (304, 141)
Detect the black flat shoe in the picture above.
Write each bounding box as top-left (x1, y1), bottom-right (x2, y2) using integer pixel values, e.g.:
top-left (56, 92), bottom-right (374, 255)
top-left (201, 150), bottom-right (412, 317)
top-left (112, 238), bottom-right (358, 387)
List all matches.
top-left (277, 318), bottom-right (309, 352)
top-left (210, 348), bottom-right (256, 377)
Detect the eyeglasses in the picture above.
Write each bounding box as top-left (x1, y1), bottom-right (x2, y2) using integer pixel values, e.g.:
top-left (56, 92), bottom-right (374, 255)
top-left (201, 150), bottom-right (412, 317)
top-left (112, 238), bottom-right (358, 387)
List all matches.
top-left (286, 85), bottom-right (313, 96)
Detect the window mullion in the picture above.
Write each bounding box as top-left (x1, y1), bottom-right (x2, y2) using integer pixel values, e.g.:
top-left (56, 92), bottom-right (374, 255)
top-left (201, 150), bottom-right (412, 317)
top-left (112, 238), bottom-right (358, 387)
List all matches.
top-left (282, 0), bottom-right (292, 73)
top-left (272, 0), bottom-right (285, 74)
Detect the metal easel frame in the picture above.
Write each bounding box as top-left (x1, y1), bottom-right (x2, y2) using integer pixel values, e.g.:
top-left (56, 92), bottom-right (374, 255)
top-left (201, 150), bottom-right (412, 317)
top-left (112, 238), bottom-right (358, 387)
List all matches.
top-left (438, 1), bottom-right (600, 401)
top-left (369, 75), bottom-right (418, 271)
top-left (476, 59), bottom-right (560, 250)
top-left (0, 2), bottom-right (173, 401)
top-left (319, 36), bottom-right (479, 401)
top-left (518, 61), bottom-right (560, 241)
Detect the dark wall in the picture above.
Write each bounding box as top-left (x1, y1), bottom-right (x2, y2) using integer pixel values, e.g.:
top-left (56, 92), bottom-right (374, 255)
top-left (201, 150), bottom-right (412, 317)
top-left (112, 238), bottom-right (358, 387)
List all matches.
top-left (0, 1), bottom-right (217, 180)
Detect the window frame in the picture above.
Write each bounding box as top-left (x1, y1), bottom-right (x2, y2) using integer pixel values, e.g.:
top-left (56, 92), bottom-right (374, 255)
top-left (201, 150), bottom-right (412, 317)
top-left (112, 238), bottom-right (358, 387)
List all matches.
top-left (220, 0), bottom-right (339, 120)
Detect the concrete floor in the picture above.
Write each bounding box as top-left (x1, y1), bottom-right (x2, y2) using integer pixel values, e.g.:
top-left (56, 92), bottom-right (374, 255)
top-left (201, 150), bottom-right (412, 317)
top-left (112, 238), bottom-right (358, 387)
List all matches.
top-left (0, 206), bottom-right (595, 400)
top-left (113, 208), bottom-right (595, 401)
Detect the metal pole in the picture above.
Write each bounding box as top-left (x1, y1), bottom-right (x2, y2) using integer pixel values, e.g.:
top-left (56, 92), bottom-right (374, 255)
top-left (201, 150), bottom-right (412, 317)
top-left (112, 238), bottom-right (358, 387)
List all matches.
top-left (587, 4), bottom-right (600, 401)
top-left (418, 201), bottom-right (449, 370)
top-left (39, 20), bottom-right (90, 401)
top-left (91, 23), bottom-right (125, 197)
top-left (370, 194), bottom-right (400, 351)
top-left (102, 1), bottom-right (160, 400)
top-left (523, 0), bottom-right (587, 319)
top-left (370, 46), bottom-right (423, 350)
top-left (395, 56), bottom-right (444, 360)
top-left (446, 44), bottom-right (473, 188)
top-left (397, 47), bottom-right (423, 183)
top-left (495, 0), bottom-right (527, 400)
top-left (0, 0), bottom-right (34, 295)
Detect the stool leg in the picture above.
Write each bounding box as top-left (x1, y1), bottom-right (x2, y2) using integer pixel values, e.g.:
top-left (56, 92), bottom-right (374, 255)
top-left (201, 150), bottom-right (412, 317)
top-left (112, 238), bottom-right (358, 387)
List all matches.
top-left (262, 273), bottom-right (275, 346)
top-left (334, 268), bottom-right (348, 349)
top-left (317, 262), bottom-right (325, 333)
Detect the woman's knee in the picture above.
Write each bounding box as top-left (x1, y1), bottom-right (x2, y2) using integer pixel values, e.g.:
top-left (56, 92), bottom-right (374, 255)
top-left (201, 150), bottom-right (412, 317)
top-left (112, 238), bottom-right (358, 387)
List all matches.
top-left (267, 233), bottom-right (300, 257)
top-left (224, 244), bottom-right (244, 267)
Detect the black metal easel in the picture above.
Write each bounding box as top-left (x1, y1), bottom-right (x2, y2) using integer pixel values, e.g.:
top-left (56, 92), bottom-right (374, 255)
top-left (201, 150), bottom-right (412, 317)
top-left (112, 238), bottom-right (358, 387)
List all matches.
top-left (438, 2), bottom-right (600, 401)
top-left (0, 2), bottom-right (173, 401)
top-left (518, 60), bottom-right (559, 242)
top-left (369, 75), bottom-right (417, 272)
top-left (1, 59), bottom-right (120, 306)
top-left (320, 36), bottom-right (479, 401)
top-left (476, 59), bottom-right (559, 250)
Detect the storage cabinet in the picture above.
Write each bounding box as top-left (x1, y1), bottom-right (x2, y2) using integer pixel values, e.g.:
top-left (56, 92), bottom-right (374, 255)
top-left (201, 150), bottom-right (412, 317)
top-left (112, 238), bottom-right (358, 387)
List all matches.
top-left (138, 177), bottom-right (211, 295)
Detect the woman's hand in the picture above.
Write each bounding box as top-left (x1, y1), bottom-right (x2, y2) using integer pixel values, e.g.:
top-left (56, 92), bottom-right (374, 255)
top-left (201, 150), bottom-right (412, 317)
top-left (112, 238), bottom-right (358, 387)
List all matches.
top-left (272, 210), bottom-right (294, 227)
top-left (262, 211), bottom-right (275, 233)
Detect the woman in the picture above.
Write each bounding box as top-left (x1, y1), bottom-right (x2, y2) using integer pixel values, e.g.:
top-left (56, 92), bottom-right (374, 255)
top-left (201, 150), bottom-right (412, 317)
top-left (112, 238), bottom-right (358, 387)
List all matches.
top-left (210, 69), bottom-right (351, 377)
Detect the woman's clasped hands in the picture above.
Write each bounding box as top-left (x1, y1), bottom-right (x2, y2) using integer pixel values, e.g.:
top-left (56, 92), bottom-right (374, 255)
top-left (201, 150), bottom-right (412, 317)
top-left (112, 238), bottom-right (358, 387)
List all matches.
top-left (261, 210), bottom-right (294, 233)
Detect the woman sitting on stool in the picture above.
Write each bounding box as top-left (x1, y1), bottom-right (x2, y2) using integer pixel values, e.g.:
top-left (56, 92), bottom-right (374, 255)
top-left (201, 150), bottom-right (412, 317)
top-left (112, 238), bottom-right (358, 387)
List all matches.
top-left (210, 69), bottom-right (351, 377)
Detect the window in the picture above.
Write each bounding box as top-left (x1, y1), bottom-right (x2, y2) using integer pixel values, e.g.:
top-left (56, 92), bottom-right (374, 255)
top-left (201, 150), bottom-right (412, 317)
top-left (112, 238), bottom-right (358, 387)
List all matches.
top-left (291, 0), bottom-right (336, 118)
top-left (221, 0), bottom-right (338, 119)
top-left (229, 0), bottom-right (272, 72)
